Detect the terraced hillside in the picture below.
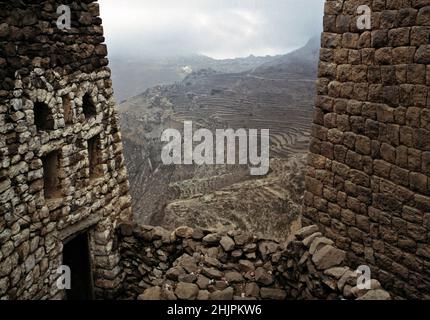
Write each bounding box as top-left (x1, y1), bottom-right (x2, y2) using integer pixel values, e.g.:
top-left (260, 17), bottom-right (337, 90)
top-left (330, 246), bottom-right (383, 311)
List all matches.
top-left (119, 38), bottom-right (319, 238)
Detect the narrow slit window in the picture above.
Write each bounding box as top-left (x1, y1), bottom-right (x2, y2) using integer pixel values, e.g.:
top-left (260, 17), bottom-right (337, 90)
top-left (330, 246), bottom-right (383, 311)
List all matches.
top-left (88, 135), bottom-right (102, 179)
top-left (41, 151), bottom-right (61, 199)
top-left (34, 102), bottom-right (55, 131)
top-left (82, 93), bottom-right (97, 119)
top-left (63, 97), bottom-right (73, 125)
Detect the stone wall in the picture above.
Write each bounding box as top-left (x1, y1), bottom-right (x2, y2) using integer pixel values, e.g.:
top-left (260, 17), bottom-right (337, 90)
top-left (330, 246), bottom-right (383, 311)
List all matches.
top-left (0, 1), bottom-right (132, 299)
top-left (118, 223), bottom-right (390, 300)
top-left (304, 0), bottom-right (430, 299)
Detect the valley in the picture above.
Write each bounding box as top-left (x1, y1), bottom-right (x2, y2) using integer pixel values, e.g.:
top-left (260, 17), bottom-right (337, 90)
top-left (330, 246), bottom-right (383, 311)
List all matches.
top-left (118, 37), bottom-right (319, 239)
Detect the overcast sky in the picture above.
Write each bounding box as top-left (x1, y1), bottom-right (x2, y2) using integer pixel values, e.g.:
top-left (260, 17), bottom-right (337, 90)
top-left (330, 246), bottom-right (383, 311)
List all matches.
top-left (99, 0), bottom-right (324, 59)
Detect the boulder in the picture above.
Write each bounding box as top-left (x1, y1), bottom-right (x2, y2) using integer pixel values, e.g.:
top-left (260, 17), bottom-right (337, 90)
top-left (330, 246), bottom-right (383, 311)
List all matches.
top-left (309, 237), bottom-right (334, 255)
top-left (302, 232), bottom-right (322, 247)
top-left (197, 290), bottom-right (210, 300)
top-left (178, 273), bottom-right (197, 283)
top-left (260, 288), bottom-right (287, 300)
top-left (204, 256), bottom-right (222, 268)
top-left (225, 271), bottom-right (244, 283)
top-left (220, 236), bottom-right (235, 252)
top-left (161, 287), bottom-right (177, 300)
top-left (210, 287), bottom-right (234, 300)
top-left (176, 254), bottom-right (198, 274)
top-left (202, 267), bottom-right (223, 280)
top-left (234, 233), bottom-right (252, 246)
top-left (337, 269), bottom-right (358, 290)
top-left (138, 286), bottom-right (161, 300)
top-left (245, 282), bottom-right (260, 297)
top-left (255, 267), bottom-right (273, 285)
top-left (258, 241), bottom-right (279, 259)
top-left (312, 245), bottom-right (346, 270)
top-left (203, 233), bottom-right (221, 245)
top-left (324, 267), bottom-right (349, 279)
top-left (166, 266), bottom-right (186, 281)
top-left (231, 249), bottom-right (243, 258)
top-left (192, 228), bottom-right (205, 240)
top-left (238, 260), bottom-right (255, 272)
top-left (175, 226), bottom-right (194, 238)
top-left (356, 289), bottom-right (391, 300)
top-left (295, 225), bottom-right (319, 240)
top-left (197, 275), bottom-right (210, 289)
top-left (175, 282), bottom-right (199, 300)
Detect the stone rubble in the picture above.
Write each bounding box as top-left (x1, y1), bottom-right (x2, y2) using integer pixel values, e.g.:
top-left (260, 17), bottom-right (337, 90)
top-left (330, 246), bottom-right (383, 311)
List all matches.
top-left (119, 224), bottom-right (390, 300)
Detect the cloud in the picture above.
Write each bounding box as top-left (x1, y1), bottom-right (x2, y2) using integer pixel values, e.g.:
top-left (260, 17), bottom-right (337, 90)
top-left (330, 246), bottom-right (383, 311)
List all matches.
top-left (99, 0), bottom-right (324, 59)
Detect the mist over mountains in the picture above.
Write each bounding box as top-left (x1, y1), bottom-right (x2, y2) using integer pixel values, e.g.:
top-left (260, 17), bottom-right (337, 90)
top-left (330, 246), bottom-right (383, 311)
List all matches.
top-left (110, 53), bottom-right (280, 102)
top-left (110, 37), bottom-right (320, 103)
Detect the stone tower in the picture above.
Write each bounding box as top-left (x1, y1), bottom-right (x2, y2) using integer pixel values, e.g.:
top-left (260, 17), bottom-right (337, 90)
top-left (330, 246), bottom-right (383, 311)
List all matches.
top-left (0, 1), bottom-right (132, 299)
top-left (304, 0), bottom-right (430, 299)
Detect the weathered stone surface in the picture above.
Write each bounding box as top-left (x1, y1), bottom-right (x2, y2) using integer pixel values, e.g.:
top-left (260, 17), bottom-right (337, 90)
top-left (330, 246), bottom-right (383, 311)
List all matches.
top-left (309, 237), bottom-right (334, 255)
top-left (175, 283), bottom-right (199, 300)
top-left (224, 271), bottom-right (244, 283)
top-left (260, 288), bottom-right (287, 300)
top-left (302, 232), bottom-right (323, 247)
top-left (238, 260), bottom-right (255, 272)
top-left (220, 236), bottom-right (235, 252)
top-left (245, 282), bottom-right (260, 297)
top-left (255, 267), bottom-right (274, 285)
top-left (0, 0), bottom-right (134, 301)
top-left (197, 290), bottom-right (210, 300)
top-left (197, 275), bottom-right (210, 289)
top-left (356, 289), bottom-right (391, 300)
top-left (210, 287), bottom-right (234, 300)
top-left (295, 225), bottom-right (319, 240)
top-left (138, 286), bottom-right (161, 300)
top-left (202, 267), bottom-right (223, 280)
top-left (312, 245), bottom-right (346, 270)
top-left (175, 226), bottom-right (194, 238)
top-left (304, 0), bottom-right (430, 300)
top-left (166, 266), bottom-right (186, 281)
top-left (203, 233), bottom-right (221, 245)
top-left (161, 288), bottom-right (178, 300)
top-left (324, 267), bottom-right (348, 279)
top-left (176, 254), bottom-right (198, 274)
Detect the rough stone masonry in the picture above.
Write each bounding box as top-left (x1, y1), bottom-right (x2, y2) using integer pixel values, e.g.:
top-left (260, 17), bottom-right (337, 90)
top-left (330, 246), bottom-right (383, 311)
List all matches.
top-left (304, 0), bottom-right (430, 299)
top-left (118, 223), bottom-right (390, 300)
top-left (0, 1), bottom-right (132, 299)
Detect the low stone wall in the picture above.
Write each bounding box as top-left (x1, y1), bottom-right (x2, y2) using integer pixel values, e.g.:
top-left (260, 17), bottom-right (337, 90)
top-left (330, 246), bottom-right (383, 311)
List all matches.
top-left (118, 223), bottom-right (390, 300)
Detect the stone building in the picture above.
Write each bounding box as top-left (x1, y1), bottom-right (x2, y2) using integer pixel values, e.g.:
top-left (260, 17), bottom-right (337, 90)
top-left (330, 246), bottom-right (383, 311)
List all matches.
top-left (304, 0), bottom-right (430, 299)
top-left (0, 1), bottom-right (132, 299)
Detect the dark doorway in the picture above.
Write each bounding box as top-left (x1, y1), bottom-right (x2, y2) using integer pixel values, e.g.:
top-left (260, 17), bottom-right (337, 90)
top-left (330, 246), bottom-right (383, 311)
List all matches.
top-left (63, 231), bottom-right (94, 300)
top-left (82, 93), bottom-right (97, 119)
top-left (34, 102), bottom-right (55, 131)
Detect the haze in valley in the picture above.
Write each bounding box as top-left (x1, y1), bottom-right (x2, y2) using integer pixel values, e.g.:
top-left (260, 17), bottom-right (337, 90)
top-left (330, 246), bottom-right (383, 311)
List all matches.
top-left (99, 0), bottom-right (324, 238)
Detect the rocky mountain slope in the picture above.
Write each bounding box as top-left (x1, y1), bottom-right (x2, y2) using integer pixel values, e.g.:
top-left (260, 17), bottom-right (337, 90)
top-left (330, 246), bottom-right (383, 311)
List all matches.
top-left (110, 54), bottom-right (280, 102)
top-left (119, 38), bottom-right (319, 239)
